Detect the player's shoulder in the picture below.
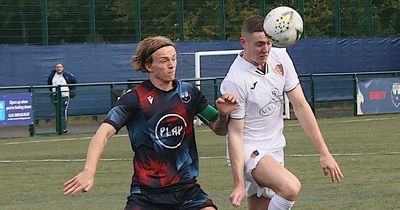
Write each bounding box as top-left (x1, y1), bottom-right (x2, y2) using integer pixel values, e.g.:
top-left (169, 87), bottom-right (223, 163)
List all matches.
top-left (222, 71), bottom-right (243, 87)
top-left (178, 80), bottom-right (194, 87)
top-left (121, 88), bottom-right (135, 96)
top-left (116, 88), bottom-right (138, 106)
top-left (269, 47), bottom-right (293, 65)
top-left (221, 71), bottom-right (250, 93)
top-left (270, 47), bottom-right (289, 58)
top-left (225, 60), bottom-right (248, 82)
top-left (227, 61), bottom-right (256, 81)
top-left (176, 80), bottom-right (198, 92)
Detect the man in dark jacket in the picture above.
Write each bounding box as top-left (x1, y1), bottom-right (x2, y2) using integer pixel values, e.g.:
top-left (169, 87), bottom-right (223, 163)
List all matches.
top-left (47, 63), bottom-right (77, 133)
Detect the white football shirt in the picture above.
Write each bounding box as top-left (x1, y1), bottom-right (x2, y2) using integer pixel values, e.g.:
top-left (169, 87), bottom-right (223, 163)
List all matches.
top-left (220, 47), bottom-right (299, 151)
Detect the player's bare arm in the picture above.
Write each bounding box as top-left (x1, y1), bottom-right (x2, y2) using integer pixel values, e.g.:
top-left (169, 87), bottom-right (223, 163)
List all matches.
top-left (63, 123), bottom-right (116, 196)
top-left (227, 119), bottom-right (246, 208)
top-left (287, 85), bottom-right (344, 182)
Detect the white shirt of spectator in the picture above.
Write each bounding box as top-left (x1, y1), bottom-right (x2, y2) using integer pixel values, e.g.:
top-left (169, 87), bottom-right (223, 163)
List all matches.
top-left (52, 73), bottom-right (70, 98)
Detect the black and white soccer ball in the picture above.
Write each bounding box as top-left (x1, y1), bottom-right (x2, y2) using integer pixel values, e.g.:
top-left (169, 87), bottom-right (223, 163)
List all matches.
top-left (263, 6), bottom-right (303, 48)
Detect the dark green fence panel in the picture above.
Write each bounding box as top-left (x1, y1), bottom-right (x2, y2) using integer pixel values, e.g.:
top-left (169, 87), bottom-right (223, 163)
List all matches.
top-left (1, 0), bottom-right (399, 45)
top-left (1, 73), bottom-right (399, 137)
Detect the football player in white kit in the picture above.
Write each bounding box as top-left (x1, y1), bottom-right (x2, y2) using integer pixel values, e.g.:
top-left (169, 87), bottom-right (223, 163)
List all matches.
top-left (220, 15), bottom-right (344, 210)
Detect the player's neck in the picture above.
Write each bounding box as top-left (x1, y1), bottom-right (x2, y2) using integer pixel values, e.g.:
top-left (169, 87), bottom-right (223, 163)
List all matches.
top-left (258, 63), bottom-right (268, 73)
top-left (149, 77), bottom-right (174, 91)
top-left (242, 53), bottom-right (265, 71)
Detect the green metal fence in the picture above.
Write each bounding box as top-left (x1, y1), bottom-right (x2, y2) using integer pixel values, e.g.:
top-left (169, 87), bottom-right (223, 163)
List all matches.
top-left (0, 77), bottom-right (223, 136)
top-left (1, 73), bottom-right (399, 137)
top-left (299, 71), bottom-right (400, 116)
top-left (1, 0), bottom-right (399, 45)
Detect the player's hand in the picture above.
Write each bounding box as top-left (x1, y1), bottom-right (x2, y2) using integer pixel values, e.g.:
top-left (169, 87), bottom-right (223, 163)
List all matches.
top-left (63, 170), bottom-right (94, 196)
top-left (229, 184), bottom-right (245, 208)
top-left (215, 93), bottom-right (238, 116)
top-left (320, 154), bottom-right (344, 183)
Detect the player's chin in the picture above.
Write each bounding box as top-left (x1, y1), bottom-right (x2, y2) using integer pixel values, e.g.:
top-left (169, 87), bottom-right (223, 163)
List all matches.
top-left (163, 75), bottom-right (175, 82)
top-left (165, 72), bottom-right (176, 80)
top-left (258, 57), bottom-right (268, 64)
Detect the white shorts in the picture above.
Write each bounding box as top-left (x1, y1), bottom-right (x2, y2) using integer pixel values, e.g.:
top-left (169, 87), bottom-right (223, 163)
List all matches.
top-left (244, 144), bottom-right (284, 198)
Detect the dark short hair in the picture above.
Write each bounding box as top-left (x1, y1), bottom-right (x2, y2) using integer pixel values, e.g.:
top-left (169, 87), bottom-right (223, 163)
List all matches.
top-left (241, 15), bottom-right (264, 37)
top-left (130, 36), bottom-right (175, 73)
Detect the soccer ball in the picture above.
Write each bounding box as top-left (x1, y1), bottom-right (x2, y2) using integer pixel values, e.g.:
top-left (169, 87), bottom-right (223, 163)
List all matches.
top-left (263, 6), bottom-right (303, 48)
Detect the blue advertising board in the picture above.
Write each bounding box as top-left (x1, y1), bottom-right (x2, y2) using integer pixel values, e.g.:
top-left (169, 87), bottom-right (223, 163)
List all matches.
top-left (0, 93), bottom-right (33, 127)
top-left (357, 78), bottom-right (400, 115)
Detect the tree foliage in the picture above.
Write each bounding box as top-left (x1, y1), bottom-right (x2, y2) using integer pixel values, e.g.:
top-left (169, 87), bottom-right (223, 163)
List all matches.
top-left (0, 0), bottom-right (399, 44)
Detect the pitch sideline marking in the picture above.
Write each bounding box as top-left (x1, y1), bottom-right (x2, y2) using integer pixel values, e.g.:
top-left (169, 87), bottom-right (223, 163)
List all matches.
top-left (3, 134), bottom-right (128, 145)
top-left (1, 152), bottom-right (399, 163)
top-left (286, 116), bottom-right (399, 127)
top-left (2, 116), bottom-right (399, 146)
top-left (3, 131), bottom-right (211, 145)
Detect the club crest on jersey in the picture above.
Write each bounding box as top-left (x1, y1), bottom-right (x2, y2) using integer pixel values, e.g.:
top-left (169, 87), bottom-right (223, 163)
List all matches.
top-left (250, 150), bottom-right (259, 158)
top-left (274, 64), bottom-right (284, 76)
top-left (391, 82), bottom-right (400, 108)
top-left (147, 96), bottom-right (154, 104)
top-left (180, 91), bottom-right (191, 103)
top-left (155, 114), bottom-right (187, 149)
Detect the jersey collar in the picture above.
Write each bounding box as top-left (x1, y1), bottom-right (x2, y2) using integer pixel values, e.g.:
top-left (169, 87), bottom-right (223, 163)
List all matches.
top-left (145, 79), bottom-right (178, 93)
top-left (237, 52), bottom-right (267, 76)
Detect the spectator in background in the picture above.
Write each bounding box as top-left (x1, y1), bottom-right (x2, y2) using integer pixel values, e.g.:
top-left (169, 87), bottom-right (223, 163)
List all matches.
top-left (47, 63), bottom-right (76, 134)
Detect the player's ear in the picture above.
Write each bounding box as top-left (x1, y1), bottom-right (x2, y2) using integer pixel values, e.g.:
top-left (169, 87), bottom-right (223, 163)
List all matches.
top-left (239, 37), bottom-right (247, 48)
top-left (145, 63), bottom-right (152, 72)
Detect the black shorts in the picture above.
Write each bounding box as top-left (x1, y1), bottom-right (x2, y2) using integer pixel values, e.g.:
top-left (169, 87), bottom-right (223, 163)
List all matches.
top-left (124, 183), bottom-right (217, 210)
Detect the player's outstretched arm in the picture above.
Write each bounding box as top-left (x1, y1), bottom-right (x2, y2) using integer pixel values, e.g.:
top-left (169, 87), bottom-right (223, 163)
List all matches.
top-left (288, 85), bottom-right (344, 182)
top-left (63, 123), bottom-right (116, 196)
